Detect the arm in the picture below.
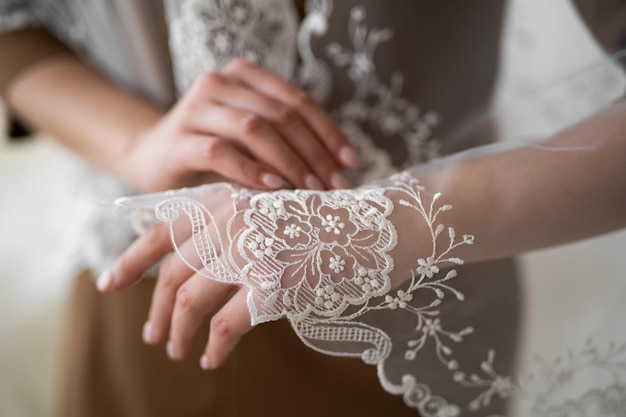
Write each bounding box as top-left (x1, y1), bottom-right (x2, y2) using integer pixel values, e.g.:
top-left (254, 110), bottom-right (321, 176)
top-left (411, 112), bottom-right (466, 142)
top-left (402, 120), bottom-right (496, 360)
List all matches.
top-left (6, 51), bottom-right (164, 187)
top-left (418, 100), bottom-right (626, 264)
top-left (4, 31), bottom-right (358, 193)
top-left (103, 97), bottom-right (626, 369)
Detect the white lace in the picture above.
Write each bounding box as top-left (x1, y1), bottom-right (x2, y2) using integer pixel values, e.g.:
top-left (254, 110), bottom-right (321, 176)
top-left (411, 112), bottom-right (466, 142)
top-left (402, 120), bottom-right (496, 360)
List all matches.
top-left (166, 0), bottom-right (444, 182)
top-left (119, 169), bottom-right (480, 414)
top-left (166, 0), bottom-right (298, 93)
top-left (299, 1), bottom-right (443, 183)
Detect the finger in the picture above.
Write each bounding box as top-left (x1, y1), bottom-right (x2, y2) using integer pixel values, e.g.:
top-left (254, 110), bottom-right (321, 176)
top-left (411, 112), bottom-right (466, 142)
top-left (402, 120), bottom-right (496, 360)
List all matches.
top-left (179, 133), bottom-right (286, 190)
top-left (188, 105), bottom-right (318, 189)
top-left (144, 194), bottom-right (236, 346)
top-left (269, 116), bottom-right (351, 190)
top-left (166, 274), bottom-right (233, 360)
top-left (144, 233), bottom-right (215, 345)
top-left (98, 222), bottom-right (171, 292)
top-left (200, 287), bottom-right (252, 370)
top-left (196, 77), bottom-right (349, 189)
top-left (224, 59), bottom-right (360, 170)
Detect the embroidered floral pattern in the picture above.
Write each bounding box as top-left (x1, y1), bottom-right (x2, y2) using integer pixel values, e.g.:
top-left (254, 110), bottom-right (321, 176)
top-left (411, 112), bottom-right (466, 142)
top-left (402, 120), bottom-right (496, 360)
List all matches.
top-left (142, 169), bottom-right (476, 415)
top-left (452, 339), bottom-right (626, 416)
top-left (240, 188), bottom-right (396, 321)
top-left (297, 2), bottom-right (443, 184)
top-left (166, 0), bottom-right (298, 93)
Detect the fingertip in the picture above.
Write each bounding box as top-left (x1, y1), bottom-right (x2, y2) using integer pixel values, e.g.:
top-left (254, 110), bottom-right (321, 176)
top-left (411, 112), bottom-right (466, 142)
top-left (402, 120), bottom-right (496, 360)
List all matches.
top-left (142, 321), bottom-right (158, 345)
top-left (96, 270), bottom-right (113, 292)
top-left (330, 172), bottom-right (351, 189)
top-left (338, 146), bottom-right (359, 169)
top-left (200, 354), bottom-right (211, 370)
top-left (166, 340), bottom-right (181, 361)
top-left (304, 173), bottom-right (324, 190)
top-left (260, 172), bottom-right (284, 189)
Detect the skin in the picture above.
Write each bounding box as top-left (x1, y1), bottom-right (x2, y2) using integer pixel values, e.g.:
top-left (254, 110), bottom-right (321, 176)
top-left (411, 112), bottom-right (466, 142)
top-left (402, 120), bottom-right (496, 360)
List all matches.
top-left (6, 52), bottom-right (361, 368)
top-left (101, 99), bottom-right (626, 370)
top-left (7, 55), bottom-right (359, 193)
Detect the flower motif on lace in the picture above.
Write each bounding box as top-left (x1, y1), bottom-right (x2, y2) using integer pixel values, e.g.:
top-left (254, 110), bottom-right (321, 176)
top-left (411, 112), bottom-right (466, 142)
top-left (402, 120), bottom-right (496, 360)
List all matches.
top-left (247, 235), bottom-right (275, 259)
top-left (240, 189), bottom-right (396, 321)
top-left (354, 267), bottom-right (380, 292)
top-left (317, 4), bottom-right (443, 178)
top-left (321, 214), bottom-right (344, 235)
top-left (417, 257), bottom-right (440, 278)
top-left (315, 285), bottom-right (341, 309)
top-left (319, 247), bottom-right (355, 282)
top-left (326, 6), bottom-right (391, 84)
top-left (167, 0), bottom-right (297, 93)
top-left (283, 223), bottom-right (302, 239)
top-left (385, 290), bottom-right (414, 310)
top-left (328, 255), bottom-right (344, 273)
top-left (276, 217), bottom-right (311, 247)
top-left (423, 318), bottom-right (442, 337)
top-left (311, 206), bottom-right (357, 245)
top-left (258, 198), bottom-right (286, 220)
top-left (449, 339), bottom-right (626, 415)
top-left (230, 187), bottom-right (254, 202)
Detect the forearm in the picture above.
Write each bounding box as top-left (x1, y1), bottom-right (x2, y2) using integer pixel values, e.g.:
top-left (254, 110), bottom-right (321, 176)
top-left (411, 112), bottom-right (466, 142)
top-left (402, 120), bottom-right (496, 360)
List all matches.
top-left (419, 100), bottom-right (626, 263)
top-left (6, 53), bottom-right (163, 186)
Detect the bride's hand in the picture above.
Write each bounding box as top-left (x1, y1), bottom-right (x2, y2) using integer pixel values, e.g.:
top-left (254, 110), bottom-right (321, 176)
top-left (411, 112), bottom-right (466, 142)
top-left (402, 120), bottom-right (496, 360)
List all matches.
top-left (99, 184), bottom-right (255, 368)
top-left (98, 179), bottom-right (436, 369)
top-left (124, 59), bottom-right (357, 193)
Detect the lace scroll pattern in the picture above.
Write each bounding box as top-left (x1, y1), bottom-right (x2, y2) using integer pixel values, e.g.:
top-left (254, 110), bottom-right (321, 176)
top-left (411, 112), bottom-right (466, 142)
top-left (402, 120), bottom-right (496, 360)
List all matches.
top-left (120, 172), bottom-right (478, 414)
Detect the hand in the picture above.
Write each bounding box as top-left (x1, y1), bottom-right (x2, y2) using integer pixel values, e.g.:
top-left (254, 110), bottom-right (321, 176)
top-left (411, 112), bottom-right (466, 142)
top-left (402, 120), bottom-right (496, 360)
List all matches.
top-left (123, 59), bottom-right (358, 192)
top-left (99, 176), bottom-right (465, 370)
top-left (100, 184), bottom-right (257, 369)
top-left (106, 224), bottom-right (253, 369)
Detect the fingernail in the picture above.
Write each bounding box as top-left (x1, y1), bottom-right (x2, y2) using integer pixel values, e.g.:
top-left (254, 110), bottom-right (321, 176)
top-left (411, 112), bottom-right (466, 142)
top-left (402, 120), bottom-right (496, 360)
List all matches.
top-left (338, 146), bottom-right (359, 169)
top-left (96, 270), bottom-right (112, 292)
top-left (330, 172), bottom-right (351, 189)
top-left (261, 173), bottom-right (284, 189)
top-left (166, 341), bottom-right (178, 360)
top-left (142, 322), bottom-right (155, 344)
top-left (200, 354), bottom-right (211, 370)
top-left (304, 173), bottom-right (324, 190)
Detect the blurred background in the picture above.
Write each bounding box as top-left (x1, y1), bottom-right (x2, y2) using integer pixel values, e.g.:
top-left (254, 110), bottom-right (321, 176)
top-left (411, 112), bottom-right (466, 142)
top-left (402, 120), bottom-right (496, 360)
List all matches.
top-left (1, 0), bottom-right (625, 416)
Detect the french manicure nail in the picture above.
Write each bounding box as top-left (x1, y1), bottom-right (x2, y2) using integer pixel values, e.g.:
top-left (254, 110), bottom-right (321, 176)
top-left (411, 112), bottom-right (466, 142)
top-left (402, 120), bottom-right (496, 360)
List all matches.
top-left (166, 341), bottom-right (178, 360)
top-left (330, 172), bottom-right (351, 189)
top-left (338, 146), bottom-right (359, 169)
top-left (304, 173), bottom-right (324, 190)
top-left (142, 322), bottom-right (155, 344)
top-left (261, 173), bottom-right (284, 189)
top-left (96, 270), bottom-right (112, 292)
top-left (200, 354), bottom-right (211, 370)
